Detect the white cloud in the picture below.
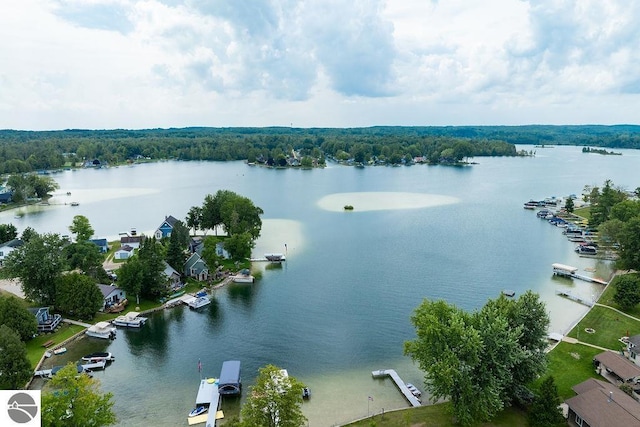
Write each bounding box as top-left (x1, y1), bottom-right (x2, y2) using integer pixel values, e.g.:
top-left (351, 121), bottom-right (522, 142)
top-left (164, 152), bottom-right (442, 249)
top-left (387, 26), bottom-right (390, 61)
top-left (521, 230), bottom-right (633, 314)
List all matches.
top-left (0, 0), bottom-right (638, 129)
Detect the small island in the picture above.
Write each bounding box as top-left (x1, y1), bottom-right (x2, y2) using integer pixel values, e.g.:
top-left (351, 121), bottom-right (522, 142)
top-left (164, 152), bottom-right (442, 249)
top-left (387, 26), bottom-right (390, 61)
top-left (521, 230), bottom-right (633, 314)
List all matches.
top-left (343, 205), bottom-right (354, 211)
top-left (582, 146), bottom-right (622, 155)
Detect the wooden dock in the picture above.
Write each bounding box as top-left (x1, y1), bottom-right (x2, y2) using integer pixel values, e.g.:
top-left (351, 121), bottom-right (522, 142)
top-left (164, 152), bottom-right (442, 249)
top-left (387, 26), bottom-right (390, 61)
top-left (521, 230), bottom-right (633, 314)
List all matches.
top-left (371, 369), bottom-right (421, 407)
top-left (555, 290), bottom-right (594, 307)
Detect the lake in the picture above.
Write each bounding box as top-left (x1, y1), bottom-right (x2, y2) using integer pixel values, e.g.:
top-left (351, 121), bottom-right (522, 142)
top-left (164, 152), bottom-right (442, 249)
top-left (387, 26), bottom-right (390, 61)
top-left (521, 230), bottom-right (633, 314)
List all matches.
top-left (9, 145), bottom-right (640, 426)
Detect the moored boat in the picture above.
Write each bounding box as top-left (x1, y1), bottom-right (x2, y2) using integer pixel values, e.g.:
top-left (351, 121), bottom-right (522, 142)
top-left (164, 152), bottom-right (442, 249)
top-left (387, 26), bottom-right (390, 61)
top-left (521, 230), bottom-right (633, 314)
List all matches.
top-left (188, 405), bottom-right (208, 417)
top-left (112, 311), bottom-right (147, 328)
top-left (81, 352), bottom-right (115, 363)
top-left (406, 383), bottom-right (422, 398)
top-left (86, 321), bottom-right (117, 340)
top-left (232, 269), bottom-right (254, 283)
top-left (265, 253), bottom-right (286, 262)
top-left (188, 296), bottom-right (211, 309)
top-left (53, 347), bottom-right (67, 355)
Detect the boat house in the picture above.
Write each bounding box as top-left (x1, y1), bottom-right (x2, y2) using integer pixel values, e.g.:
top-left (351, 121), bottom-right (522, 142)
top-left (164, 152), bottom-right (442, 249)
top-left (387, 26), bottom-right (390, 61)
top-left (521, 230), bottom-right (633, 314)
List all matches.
top-left (552, 263), bottom-right (578, 278)
top-left (218, 360), bottom-right (241, 395)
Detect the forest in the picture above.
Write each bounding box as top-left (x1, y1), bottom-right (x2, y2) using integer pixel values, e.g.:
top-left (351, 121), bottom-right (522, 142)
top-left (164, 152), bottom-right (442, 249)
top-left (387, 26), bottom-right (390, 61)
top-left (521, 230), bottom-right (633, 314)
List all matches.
top-left (0, 124), bottom-right (638, 174)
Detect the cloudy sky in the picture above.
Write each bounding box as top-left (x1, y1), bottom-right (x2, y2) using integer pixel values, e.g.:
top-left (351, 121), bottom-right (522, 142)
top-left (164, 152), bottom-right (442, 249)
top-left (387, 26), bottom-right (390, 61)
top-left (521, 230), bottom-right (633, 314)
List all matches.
top-left (1, 0), bottom-right (638, 130)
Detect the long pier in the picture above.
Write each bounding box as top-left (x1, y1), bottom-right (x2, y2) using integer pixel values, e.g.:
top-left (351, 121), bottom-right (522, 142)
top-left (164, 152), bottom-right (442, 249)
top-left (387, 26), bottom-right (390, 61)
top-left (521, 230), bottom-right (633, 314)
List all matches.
top-left (371, 369), bottom-right (421, 407)
top-left (555, 290), bottom-right (594, 307)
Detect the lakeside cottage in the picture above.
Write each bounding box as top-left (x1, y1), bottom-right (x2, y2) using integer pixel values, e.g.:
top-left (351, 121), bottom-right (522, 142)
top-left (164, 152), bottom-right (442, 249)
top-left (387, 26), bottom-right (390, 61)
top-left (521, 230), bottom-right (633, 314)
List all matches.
top-left (184, 253), bottom-right (209, 281)
top-left (89, 238), bottom-right (109, 253)
top-left (97, 284), bottom-right (126, 312)
top-left (28, 307), bottom-right (62, 333)
top-left (154, 215), bottom-right (179, 239)
top-left (114, 245), bottom-right (135, 260)
top-left (163, 261), bottom-right (182, 291)
top-left (627, 335), bottom-right (640, 367)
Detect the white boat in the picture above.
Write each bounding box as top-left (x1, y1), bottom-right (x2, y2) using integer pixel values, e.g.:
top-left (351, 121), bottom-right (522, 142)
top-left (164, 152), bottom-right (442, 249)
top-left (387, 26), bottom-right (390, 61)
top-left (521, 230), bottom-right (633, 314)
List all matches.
top-left (112, 311), bottom-right (147, 328)
top-left (406, 383), bottom-right (422, 398)
top-left (188, 296), bottom-right (211, 310)
top-left (188, 405), bottom-right (208, 417)
top-left (53, 347), bottom-right (67, 355)
top-left (81, 352), bottom-right (115, 363)
top-left (86, 321), bottom-right (117, 339)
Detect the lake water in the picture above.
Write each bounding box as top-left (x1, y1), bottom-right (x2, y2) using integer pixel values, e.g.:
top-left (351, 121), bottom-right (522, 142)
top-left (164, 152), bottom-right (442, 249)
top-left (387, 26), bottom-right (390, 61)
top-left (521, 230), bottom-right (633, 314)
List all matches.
top-left (10, 146), bottom-right (640, 426)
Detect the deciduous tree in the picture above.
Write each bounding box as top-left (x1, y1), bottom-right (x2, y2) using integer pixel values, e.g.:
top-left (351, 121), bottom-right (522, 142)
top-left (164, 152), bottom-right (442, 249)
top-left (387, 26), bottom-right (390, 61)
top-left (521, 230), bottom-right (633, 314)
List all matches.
top-left (185, 206), bottom-right (202, 236)
top-left (240, 365), bottom-right (307, 427)
top-left (613, 274), bottom-right (640, 310)
top-left (64, 241), bottom-right (103, 277)
top-left (42, 363), bottom-right (116, 427)
top-left (405, 292), bottom-right (549, 426)
top-left (0, 295), bottom-right (37, 341)
top-left (0, 324), bottom-right (32, 389)
top-left (0, 223), bottom-right (18, 243)
top-left (69, 215), bottom-right (94, 241)
top-left (56, 273), bottom-right (103, 320)
top-left (117, 257), bottom-right (143, 305)
top-left (3, 233), bottom-right (66, 305)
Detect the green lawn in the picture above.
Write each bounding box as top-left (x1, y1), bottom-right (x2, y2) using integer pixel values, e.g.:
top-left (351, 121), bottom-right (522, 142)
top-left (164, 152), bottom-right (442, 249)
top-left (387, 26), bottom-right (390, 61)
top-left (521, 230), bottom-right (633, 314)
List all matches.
top-left (343, 402), bottom-right (528, 427)
top-left (572, 206), bottom-right (591, 222)
top-left (25, 323), bottom-right (85, 368)
top-left (597, 273), bottom-right (640, 318)
top-left (564, 305), bottom-right (640, 350)
top-left (542, 342), bottom-right (601, 400)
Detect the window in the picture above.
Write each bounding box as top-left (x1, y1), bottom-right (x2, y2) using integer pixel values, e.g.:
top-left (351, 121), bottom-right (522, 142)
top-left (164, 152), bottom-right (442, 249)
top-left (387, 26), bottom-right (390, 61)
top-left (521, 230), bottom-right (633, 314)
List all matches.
top-left (575, 414), bottom-right (584, 427)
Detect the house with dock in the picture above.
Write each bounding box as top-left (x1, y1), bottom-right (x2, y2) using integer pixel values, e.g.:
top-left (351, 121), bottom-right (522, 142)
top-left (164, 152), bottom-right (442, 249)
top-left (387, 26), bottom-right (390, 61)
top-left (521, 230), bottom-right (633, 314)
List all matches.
top-left (98, 284), bottom-right (126, 312)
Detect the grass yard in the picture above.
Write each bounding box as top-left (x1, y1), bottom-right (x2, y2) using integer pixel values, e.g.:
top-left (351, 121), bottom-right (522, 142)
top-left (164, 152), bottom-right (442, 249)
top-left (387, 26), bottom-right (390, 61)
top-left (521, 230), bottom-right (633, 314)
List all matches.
top-left (542, 342), bottom-right (601, 400)
top-left (572, 206), bottom-right (591, 222)
top-left (26, 323), bottom-right (85, 368)
top-left (565, 305), bottom-right (640, 350)
top-left (343, 402), bottom-right (528, 427)
top-left (597, 273), bottom-right (640, 319)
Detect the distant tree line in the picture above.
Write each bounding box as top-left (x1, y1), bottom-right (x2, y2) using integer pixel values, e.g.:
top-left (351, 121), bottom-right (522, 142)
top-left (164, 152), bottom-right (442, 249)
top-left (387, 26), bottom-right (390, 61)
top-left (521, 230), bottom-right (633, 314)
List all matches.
top-left (0, 126), bottom-right (585, 174)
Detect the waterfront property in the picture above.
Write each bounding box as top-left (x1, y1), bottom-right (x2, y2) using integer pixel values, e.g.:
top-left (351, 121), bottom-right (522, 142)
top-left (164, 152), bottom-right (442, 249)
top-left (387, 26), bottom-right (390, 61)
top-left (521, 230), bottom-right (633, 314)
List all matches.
top-left (218, 360), bottom-right (242, 395)
top-left (565, 378), bottom-right (640, 427)
top-left (155, 215), bottom-right (180, 239)
top-left (184, 253), bottom-right (210, 281)
top-left (29, 307), bottom-right (62, 333)
top-left (593, 351), bottom-right (640, 389)
top-left (97, 284), bottom-right (126, 311)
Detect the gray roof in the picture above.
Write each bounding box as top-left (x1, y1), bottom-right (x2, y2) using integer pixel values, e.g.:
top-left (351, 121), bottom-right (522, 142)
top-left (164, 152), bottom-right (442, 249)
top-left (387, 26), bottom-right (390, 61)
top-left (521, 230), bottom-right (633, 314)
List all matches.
top-left (97, 284), bottom-right (122, 298)
top-left (0, 238), bottom-right (23, 249)
top-left (628, 334), bottom-right (640, 347)
top-left (219, 360), bottom-right (241, 386)
top-left (594, 351), bottom-right (640, 382)
top-left (566, 379), bottom-right (640, 427)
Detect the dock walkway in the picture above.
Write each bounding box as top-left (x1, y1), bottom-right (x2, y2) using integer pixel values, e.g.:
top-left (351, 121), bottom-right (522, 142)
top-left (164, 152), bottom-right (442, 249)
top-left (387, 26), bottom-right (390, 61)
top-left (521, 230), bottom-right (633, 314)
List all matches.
top-left (371, 369), bottom-right (421, 407)
top-left (188, 378), bottom-right (222, 426)
top-left (552, 263), bottom-right (608, 285)
top-left (555, 290), bottom-right (594, 307)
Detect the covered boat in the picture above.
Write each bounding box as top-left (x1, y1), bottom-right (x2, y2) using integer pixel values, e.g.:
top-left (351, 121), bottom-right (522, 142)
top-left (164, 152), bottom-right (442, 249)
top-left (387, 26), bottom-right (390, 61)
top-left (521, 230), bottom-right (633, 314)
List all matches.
top-left (112, 311), bottom-right (147, 328)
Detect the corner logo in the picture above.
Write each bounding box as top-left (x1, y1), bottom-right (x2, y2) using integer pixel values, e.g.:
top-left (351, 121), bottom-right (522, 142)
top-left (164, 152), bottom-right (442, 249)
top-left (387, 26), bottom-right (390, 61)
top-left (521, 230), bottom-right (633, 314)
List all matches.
top-left (1, 391), bottom-right (40, 426)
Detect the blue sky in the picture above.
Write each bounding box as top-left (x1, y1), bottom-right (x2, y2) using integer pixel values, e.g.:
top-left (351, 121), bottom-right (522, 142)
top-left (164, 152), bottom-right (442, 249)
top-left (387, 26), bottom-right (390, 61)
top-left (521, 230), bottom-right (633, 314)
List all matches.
top-left (1, 0), bottom-right (638, 130)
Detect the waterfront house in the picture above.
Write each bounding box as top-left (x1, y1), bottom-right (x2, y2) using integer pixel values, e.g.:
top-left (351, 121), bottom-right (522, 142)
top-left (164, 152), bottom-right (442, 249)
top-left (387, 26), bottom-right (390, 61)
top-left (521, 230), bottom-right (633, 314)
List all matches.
top-left (120, 235), bottom-right (143, 249)
top-left (627, 335), bottom-right (640, 367)
top-left (184, 253), bottom-right (209, 281)
top-left (97, 284), bottom-right (126, 312)
top-left (28, 307), bottom-right (62, 333)
top-left (163, 261), bottom-right (182, 291)
top-left (154, 215), bottom-right (179, 240)
top-left (89, 238), bottom-right (109, 253)
top-left (114, 245), bottom-right (135, 260)
top-left (565, 378), bottom-right (640, 427)
top-left (593, 351), bottom-right (640, 385)
top-left (0, 238), bottom-right (23, 265)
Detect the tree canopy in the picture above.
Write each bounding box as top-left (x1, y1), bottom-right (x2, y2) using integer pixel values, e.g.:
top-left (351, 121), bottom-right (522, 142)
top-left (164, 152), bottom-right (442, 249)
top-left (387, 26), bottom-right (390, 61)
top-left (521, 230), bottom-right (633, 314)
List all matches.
top-left (42, 363), bottom-right (116, 427)
top-left (69, 215), bottom-right (95, 241)
top-left (56, 273), bottom-right (103, 320)
top-left (404, 291), bottom-right (549, 426)
top-left (613, 274), bottom-right (640, 311)
top-left (528, 376), bottom-right (565, 427)
top-left (0, 295), bottom-right (37, 341)
top-left (240, 365), bottom-right (307, 427)
top-left (0, 223), bottom-right (18, 243)
top-left (0, 324), bottom-right (32, 389)
top-left (3, 232), bottom-right (66, 305)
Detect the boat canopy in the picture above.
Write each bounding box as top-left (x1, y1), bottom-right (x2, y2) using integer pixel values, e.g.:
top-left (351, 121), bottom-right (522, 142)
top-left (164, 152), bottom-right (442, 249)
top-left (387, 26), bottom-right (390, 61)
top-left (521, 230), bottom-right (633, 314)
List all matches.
top-left (552, 263), bottom-right (578, 273)
top-left (124, 311), bottom-right (141, 321)
top-left (94, 321), bottom-right (113, 329)
top-left (218, 360), bottom-right (241, 395)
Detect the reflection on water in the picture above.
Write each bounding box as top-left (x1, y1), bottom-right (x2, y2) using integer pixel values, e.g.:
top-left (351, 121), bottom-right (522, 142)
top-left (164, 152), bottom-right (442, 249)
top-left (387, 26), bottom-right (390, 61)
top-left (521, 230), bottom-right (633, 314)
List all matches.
top-left (226, 283), bottom-right (257, 309)
top-left (123, 315), bottom-right (170, 360)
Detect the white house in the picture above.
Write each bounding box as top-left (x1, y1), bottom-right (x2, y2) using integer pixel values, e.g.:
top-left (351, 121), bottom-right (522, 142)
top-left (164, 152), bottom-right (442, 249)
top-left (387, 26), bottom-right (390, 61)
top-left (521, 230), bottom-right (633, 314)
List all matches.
top-left (97, 284), bottom-right (126, 311)
top-left (114, 245), bottom-right (135, 260)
